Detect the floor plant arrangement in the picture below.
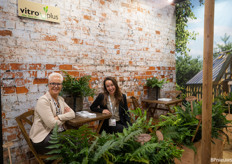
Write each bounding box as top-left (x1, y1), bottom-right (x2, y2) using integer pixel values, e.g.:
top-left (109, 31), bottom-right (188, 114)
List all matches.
top-left (156, 100), bottom-right (231, 163)
top-left (47, 108), bottom-right (183, 164)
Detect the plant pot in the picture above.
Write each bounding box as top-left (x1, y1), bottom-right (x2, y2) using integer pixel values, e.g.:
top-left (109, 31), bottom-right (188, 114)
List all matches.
top-left (175, 138), bottom-right (224, 164)
top-left (148, 87), bottom-right (160, 100)
top-left (64, 96), bottom-right (83, 112)
top-left (223, 113), bottom-right (232, 150)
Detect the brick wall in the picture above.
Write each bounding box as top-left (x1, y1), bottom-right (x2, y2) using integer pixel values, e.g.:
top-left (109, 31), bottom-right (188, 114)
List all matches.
top-left (0, 0), bottom-right (176, 162)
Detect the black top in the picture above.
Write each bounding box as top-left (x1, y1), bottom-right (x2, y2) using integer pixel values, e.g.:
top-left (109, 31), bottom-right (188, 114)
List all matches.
top-left (90, 93), bottom-right (131, 126)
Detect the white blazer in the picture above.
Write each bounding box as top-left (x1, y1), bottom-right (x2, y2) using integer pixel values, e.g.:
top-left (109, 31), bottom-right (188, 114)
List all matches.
top-left (29, 91), bottom-right (75, 143)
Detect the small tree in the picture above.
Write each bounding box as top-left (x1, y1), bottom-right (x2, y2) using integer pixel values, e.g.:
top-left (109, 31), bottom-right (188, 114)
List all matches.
top-left (176, 55), bottom-right (202, 87)
top-left (213, 33), bottom-right (232, 59)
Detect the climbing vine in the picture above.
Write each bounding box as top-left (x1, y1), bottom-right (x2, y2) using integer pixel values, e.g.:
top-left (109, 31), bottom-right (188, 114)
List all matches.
top-left (175, 0), bottom-right (204, 56)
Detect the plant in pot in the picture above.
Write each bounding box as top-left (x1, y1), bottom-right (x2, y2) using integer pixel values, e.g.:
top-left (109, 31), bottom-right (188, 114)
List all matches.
top-left (61, 71), bottom-right (95, 112)
top-left (145, 77), bottom-right (168, 100)
top-left (156, 100), bottom-right (231, 164)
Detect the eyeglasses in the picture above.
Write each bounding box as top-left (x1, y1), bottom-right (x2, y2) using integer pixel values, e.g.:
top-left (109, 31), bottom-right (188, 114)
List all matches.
top-left (49, 83), bottom-right (62, 86)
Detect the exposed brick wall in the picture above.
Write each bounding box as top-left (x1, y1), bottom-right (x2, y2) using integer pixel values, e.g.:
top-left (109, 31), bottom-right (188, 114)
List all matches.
top-left (0, 0), bottom-right (176, 162)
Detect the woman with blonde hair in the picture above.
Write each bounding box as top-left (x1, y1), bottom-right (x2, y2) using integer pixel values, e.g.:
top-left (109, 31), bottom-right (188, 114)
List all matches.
top-left (30, 72), bottom-right (75, 154)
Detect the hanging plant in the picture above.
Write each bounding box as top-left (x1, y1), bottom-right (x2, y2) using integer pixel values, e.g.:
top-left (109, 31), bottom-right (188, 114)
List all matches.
top-left (175, 0), bottom-right (204, 56)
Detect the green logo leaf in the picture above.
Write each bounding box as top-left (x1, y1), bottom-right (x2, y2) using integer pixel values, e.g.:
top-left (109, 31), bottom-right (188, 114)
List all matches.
top-left (43, 6), bottom-right (48, 13)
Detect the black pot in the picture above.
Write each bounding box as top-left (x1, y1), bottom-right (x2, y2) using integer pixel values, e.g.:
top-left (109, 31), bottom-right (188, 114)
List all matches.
top-left (148, 87), bottom-right (160, 100)
top-left (64, 96), bottom-right (83, 112)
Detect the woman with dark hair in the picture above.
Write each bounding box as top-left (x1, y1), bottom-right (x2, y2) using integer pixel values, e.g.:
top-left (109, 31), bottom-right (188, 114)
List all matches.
top-left (90, 77), bottom-right (131, 133)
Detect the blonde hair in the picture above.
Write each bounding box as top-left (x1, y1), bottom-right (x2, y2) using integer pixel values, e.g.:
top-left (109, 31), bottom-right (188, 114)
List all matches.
top-left (48, 72), bottom-right (63, 83)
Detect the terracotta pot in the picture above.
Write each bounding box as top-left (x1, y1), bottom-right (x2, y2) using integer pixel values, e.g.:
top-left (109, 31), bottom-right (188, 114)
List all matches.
top-left (175, 138), bottom-right (224, 164)
top-left (223, 113), bottom-right (232, 150)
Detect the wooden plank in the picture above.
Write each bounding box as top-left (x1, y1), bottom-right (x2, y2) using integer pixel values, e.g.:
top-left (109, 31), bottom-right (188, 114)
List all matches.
top-left (213, 53), bottom-right (232, 84)
top-left (202, 0), bottom-right (215, 163)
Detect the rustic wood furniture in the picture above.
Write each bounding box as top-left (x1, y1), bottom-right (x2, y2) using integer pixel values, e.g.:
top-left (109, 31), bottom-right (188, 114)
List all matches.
top-left (66, 112), bottom-right (112, 134)
top-left (142, 98), bottom-right (183, 118)
top-left (15, 110), bottom-right (59, 164)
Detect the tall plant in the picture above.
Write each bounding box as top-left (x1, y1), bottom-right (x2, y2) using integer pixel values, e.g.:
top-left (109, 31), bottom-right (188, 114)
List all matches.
top-left (175, 0), bottom-right (204, 56)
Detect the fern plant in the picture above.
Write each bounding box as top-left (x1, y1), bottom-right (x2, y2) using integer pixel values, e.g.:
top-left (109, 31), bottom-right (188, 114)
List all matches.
top-left (89, 108), bottom-right (183, 163)
top-left (47, 124), bottom-right (97, 163)
top-left (215, 92), bottom-right (232, 113)
top-left (157, 100), bottom-right (231, 150)
top-left (145, 77), bottom-right (167, 88)
top-left (47, 108), bottom-right (183, 163)
top-left (62, 70), bottom-right (95, 98)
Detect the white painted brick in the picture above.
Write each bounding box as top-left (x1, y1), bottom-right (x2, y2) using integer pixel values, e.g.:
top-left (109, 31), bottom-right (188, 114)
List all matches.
top-left (37, 70), bottom-right (46, 78)
top-left (29, 84), bottom-right (38, 93)
top-left (17, 94), bottom-right (27, 102)
top-left (38, 84), bottom-right (48, 93)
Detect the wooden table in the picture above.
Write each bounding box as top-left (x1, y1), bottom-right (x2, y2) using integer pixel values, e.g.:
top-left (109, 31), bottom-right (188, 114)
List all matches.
top-left (66, 112), bottom-right (112, 134)
top-left (142, 99), bottom-right (183, 118)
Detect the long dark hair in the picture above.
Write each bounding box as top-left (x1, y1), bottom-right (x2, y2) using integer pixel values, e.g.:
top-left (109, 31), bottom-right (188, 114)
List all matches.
top-left (102, 77), bottom-right (123, 106)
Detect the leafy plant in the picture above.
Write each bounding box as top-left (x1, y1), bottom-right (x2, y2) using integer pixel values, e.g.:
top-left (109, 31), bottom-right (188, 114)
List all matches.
top-left (145, 77), bottom-right (168, 89)
top-left (175, 0), bottom-right (204, 56)
top-left (176, 55), bottom-right (202, 87)
top-left (156, 100), bottom-right (231, 150)
top-left (215, 92), bottom-right (232, 113)
top-left (47, 108), bottom-right (183, 163)
top-left (213, 33), bottom-right (232, 59)
top-left (62, 71), bottom-right (95, 98)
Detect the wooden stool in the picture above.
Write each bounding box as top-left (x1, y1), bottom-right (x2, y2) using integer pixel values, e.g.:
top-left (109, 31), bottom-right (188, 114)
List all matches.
top-left (225, 101), bottom-right (232, 114)
top-left (186, 96), bottom-right (197, 112)
top-left (3, 141), bottom-right (14, 164)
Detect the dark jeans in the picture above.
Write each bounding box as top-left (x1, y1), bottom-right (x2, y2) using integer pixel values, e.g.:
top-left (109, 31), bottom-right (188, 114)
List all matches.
top-left (31, 132), bottom-right (52, 155)
top-left (101, 120), bottom-right (128, 134)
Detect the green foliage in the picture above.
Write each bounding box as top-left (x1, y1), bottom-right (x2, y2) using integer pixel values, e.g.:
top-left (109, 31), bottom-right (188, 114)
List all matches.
top-left (47, 124), bottom-right (96, 163)
top-left (157, 102), bottom-right (200, 148)
top-left (176, 55), bottom-right (202, 87)
top-left (215, 92), bottom-right (232, 113)
top-left (88, 108), bottom-right (183, 164)
top-left (47, 108), bottom-right (183, 163)
top-left (157, 100), bottom-right (230, 149)
top-left (62, 71), bottom-right (95, 97)
top-left (213, 33), bottom-right (232, 59)
top-left (175, 0), bottom-right (203, 56)
top-left (145, 77), bottom-right (168, 89)
top-left (211, 101), bottom-right (231, 141)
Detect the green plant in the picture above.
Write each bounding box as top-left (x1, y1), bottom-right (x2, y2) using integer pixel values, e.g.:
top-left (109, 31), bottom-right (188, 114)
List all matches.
top-left (176, 55), bottom-right (202, 87)
top-left (156, 100), bottom-right (231, 150)
top-left (62, 71), bottom-right (95, 98)
top-left (145, 77), bottom-right (168, 89)
top-left (47, 108), bottom-right (183, 163)
top-left (175, 0), bottom-right (204, 56)
top-left (215, 92), bottom-right (232, 113)
top-left (47, 124), bottom-right (96, 163)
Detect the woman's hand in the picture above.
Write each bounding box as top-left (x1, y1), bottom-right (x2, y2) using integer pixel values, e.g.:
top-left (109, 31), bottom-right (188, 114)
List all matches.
top-left (102, 109), bottom-right (111, 114)
top-left (64, 107), bottom-right (71, 113)
top-left (54, 116), bottom-right (59, 120)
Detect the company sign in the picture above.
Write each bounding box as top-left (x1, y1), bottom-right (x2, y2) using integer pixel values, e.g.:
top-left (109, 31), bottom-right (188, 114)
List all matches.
top-left (18, 0), bottom-right (60, 23)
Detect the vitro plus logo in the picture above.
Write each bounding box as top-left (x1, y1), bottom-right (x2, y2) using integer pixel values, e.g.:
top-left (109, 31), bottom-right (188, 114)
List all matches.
top-left (20, 6), bottom-right (58, 20)
top-left (18, 0), bottom-right (60, 23)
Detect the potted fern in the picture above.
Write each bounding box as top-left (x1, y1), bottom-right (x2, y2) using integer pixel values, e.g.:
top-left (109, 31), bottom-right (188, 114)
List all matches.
top-left (156, 100), bottom-right (230, 164)
top-left (145, 77), bottom-right (168, 100)
top-left (62, 71), bottom-right (95, 112)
